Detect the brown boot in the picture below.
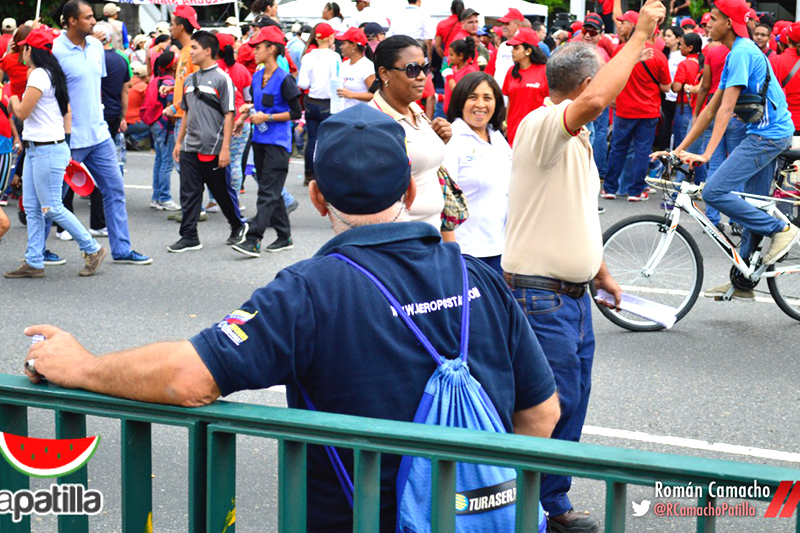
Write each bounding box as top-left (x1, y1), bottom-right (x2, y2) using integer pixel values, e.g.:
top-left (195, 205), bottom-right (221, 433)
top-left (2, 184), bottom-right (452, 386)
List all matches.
top-left (5, 262), bottom-right (44, 278)
top-left (78, 247), bottom-right (107, 277)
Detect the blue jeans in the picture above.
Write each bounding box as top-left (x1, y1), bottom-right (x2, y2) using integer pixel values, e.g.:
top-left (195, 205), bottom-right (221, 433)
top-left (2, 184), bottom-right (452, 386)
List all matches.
top-left (282, 187), bottom-right (295, 208)
top-left (22, 143), bottom-right (100, 268)
top-left (71, 138), bottom-right (133, 259)
top-left (125, 121), bottom-right (151, 144)
top-left (703, 119), bottom-right (747, 225)
top-left (304, 101), bottom-right (331, 178)
top-left (703, 134), bottom-right (791, 258)
top-left (150, 122), bottom-right (175, 203)
top-left (604, 117), bottom-right (659, 196)
top-left (588, 107), bottom-right (609, 177)
top-left (672, 104), bottom-right (693, 149)
top-left (512, 288), bottom-right (595, 517)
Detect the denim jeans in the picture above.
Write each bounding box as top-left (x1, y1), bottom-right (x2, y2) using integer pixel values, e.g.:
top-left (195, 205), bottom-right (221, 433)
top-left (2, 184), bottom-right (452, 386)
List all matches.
top-left (22, 143), bottom-right (100, 268)
top-left (703, 134), bottom-right (791, 257)
top-left (511, 288), bottom-right (595, 517)
top-left (672, 104), bottom-right (693, 149)
top-left (71, 137), bottom-right (133, 259)
top-left (150, 122), bottom-right (175, 203)
top-left (604, 116), bottom-right (659, 196)
top-left (588, 107), bottom-right (609, 178)
top-left (125, 121), bottom-right (151, 144)
top-left (703, 119), bottom-right (747, 225)
top-left (304, 101), bottom-right (331, 178)
top-left (282, 187), bottom-right (295, 208)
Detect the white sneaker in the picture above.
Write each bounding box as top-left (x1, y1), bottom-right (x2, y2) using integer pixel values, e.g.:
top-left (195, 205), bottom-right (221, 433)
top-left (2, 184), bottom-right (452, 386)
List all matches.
top-left (57, 230), bottom-right (73, 241)
top-left (205, 202), bottom-right (220, 213)
top-left (157, 200), bottom-right (180, 211)
top-left (89, 227), bottom-right (108, 237)
top-left (764, 223), bottom-right (800, 265)
top-left (239, 204), bottom-right (246, 212)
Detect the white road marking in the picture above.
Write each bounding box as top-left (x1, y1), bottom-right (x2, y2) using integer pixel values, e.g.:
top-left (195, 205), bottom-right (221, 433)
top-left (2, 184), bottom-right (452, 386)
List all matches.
top-left (123, 184), bottom-right (151, 190)
top-left (259, 388), bottom-right (800, 463)
top-left (583, 425), bottom-right (800, 463)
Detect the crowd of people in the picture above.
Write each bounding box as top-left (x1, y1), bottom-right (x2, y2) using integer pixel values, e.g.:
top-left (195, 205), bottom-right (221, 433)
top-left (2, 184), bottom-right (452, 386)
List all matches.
top-left (5, 0), bottom-right (800, 530)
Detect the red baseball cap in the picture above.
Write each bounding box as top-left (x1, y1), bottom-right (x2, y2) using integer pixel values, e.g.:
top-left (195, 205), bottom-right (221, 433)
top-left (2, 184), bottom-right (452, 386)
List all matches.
top-left (315, 22), bottom-right (335, 39)
top-left (745, 8), bottom-right (759, 22)
top-left (64, 160), bottom-right (96, 196)
top-left (336, 27), bottom-right (368, 46)
top-left (680, 18), bottom-right (696, 27)
top-left (616, 10), bottom-right (639, 24)
top-left (248, 26), bottom-right (286, 47)
top-left (19, 25), bottom-right (59, 52)
top-left (775, 20), bottom-right (791, 32)
top-left (498, 8), bottom-right (524, 23)
top-left (216, 32), bottom-right (235, 50)
top-left (506, 27), bottom-right (540, 47)
top-left (700, 12), bottom-right (712, 25)
top-left (714, 0), bottom-right (749, 38)
top-left (788, 22), bottom-right (800, 43)
top-left (173, 5), bottom-right (200, 30)
top-left (780, 27), bottom-right (791, 45)
top-left (584, 13), bottom-right (604, 30)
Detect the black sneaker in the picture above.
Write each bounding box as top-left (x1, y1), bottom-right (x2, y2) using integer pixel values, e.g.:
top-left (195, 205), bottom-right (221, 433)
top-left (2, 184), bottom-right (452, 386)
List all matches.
top-left (265, 236), bottom-right (293, 253)
top-left (226, 222), bottom-right (249, 245)
top-left (232, 239), bottom-right (261, 258)
top-left (167, 238), bottom-right (203, 253)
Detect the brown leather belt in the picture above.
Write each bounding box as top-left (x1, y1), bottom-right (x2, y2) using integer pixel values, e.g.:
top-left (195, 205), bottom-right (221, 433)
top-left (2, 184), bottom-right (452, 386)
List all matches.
top-left (24, 139), bottom-right (65, 149)
top-left (503, 272), bottom-right (589, 298)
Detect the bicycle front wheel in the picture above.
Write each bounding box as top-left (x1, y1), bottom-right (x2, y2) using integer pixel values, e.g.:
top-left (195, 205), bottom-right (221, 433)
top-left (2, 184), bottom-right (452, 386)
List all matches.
top-left (595, 214), bottom-right (704, 331)
top-left (767, 245), bottom-right (800, 321)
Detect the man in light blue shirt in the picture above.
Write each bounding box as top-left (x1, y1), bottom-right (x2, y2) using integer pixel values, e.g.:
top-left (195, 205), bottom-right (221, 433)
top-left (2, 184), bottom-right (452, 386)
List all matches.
top-left (54, 0), bottom-right (151, 265)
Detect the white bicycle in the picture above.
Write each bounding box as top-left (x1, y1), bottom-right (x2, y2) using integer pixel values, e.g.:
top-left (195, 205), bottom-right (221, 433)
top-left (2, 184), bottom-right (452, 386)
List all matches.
top-left (594, 154), bottom-right (800, 331)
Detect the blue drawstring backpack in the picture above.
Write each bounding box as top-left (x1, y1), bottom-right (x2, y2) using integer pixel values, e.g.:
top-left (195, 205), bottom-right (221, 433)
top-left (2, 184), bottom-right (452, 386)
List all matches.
top-left (301, 252), bottom-right (547, 533)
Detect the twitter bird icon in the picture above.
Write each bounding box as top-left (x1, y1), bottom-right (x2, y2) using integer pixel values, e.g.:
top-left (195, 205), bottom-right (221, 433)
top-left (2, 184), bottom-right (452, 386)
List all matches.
top-left (632, 500), bottom-right (651, 517)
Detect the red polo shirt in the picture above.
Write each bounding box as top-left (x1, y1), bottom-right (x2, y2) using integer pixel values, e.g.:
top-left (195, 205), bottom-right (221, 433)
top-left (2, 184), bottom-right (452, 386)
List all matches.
top-left (776, 47), bottom-right (800, 131)
top-left (436, 14), bottom-right (461, 54)
top-left (703, 44), bottom-right (730, 96)
top-left (613, 42), bottom-right (670, 119)
top-left (673, 54), bottom-right (700, 108)
top-left (502, 63), bottom-right (549, 145)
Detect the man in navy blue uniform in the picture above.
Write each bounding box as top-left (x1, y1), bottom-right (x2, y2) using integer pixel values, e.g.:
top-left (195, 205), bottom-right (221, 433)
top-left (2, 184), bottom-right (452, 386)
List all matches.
top-left (22, 104), bottom-right (560, 532)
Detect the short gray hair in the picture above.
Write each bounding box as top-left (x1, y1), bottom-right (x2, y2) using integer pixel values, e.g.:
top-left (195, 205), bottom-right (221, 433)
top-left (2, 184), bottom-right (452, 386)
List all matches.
top-left (546, 42), bottom-right (601, 96)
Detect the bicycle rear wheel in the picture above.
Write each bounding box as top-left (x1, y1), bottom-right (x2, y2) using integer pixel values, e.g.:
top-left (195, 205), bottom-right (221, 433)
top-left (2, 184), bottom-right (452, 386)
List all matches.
top-left (767, 245), bottom-right (800, 321)
top-left (594, 214), bottom-right (704, 331)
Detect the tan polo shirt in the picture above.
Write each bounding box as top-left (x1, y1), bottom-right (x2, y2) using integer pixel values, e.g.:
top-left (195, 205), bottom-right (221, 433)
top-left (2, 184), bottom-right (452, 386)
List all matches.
top-left (501, 98), bottom-right (603, 284)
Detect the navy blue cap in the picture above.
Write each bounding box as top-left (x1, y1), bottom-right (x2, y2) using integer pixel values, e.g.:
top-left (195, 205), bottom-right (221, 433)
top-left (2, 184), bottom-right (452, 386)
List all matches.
top-left (314, 104), bottom-right (411, 215)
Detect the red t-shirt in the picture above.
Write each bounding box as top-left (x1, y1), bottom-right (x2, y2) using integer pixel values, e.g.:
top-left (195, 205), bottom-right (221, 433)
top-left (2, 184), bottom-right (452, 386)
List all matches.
top-left (444, 62), bottom-right (479, 114)
top-left (601, 0), bottom-right (613, 15)
top-left (436, 14), bottom-right (461, 54)
top-left (125, 77), bottom-right (147, 124)
top-left (502, 63), bottom-right (549, 145)
top-left (704, 44), bottom-right (730, 95)
top-left (1, 54), bottom-right (29, 99)
top-left (0, 92), bottom-right (12, 141)
top-left (673, 55), bottom-right (700, 107)
top-left (776, 47), bottom-right (800, 131)
top-left (218, 60), bottom-right (252, 121)
top-left (0, 35), bottom-right (12, 55)
top-left (613, 43), bottom-right (670, 119)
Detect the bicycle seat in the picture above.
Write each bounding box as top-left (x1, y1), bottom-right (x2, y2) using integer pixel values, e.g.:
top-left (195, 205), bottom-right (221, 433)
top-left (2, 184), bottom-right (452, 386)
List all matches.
top-left (778, 148), bottom-right (800, 161)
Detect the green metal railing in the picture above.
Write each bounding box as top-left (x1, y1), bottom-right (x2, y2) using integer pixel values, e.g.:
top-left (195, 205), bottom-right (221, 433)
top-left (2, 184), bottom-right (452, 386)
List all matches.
top-left (0, 373), bottom-right (798, 532)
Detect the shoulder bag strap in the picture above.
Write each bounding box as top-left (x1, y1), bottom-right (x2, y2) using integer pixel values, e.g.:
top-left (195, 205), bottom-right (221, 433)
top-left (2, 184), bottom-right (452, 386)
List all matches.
top-left (297, 253), bottom-right (471, 509)
top-left (782, 58), bottom-right (800, 88)
top-left (640, 60), bottom-right (661, 86)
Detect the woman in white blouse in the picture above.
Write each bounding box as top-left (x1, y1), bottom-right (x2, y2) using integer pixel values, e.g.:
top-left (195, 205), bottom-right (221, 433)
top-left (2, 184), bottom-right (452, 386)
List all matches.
top-left (369, 36), bottom-right (453, 235)
top-left (442, 71), bottom-right (511, 274)
top-left (335, 27), bottom-right (375, 109)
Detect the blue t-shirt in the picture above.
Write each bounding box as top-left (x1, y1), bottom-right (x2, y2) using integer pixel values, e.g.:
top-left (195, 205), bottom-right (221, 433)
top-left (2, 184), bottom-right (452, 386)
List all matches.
top-left (720, 37), bottom-right (794, 138)
top-left (53, 35), bottom-right (111, 148)
top-left (101, 49), bottom-right (131, 119)
top-left (191, 222), bottom-right (556, 533)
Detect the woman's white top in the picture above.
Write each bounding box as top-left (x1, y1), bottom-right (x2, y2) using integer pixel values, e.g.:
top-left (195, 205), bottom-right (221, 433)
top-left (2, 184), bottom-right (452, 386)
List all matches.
top-left (339, 56), bottom-right (374, 110)
top-left (442, 118), bottom-right (511, 257)
top-left (22, 68), bottom-right (66, 142)
top-left (666, 49), bottom-right (683, 103)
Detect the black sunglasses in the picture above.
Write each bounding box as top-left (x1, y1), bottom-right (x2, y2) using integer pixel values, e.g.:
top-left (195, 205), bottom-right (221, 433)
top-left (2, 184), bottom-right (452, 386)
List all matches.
top-left (388, 62), bottom-right (431, 78)
top-left (584, 28), bottom-right (600, 37)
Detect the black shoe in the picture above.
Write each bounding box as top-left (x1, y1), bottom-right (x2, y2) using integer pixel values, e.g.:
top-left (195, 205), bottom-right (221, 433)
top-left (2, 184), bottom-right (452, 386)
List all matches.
top-left (18, 210), bottom-right (26, 226)
top-left (730, 222), bottom-right (743, 236)
top-left (265, 236), bottom-right (293, 253)
top-left (597, 206), bottom-right (605, 215)
top-left (226, 222), bottom-right (249, 245)
top-left (232, 239), bottom-right (261, 258)
top-left (167, 238), bottom-right (203, 253)
top-left (548, 509), bottom-right (599, 533)
top-left (286, 199), bottom-right (299, 214)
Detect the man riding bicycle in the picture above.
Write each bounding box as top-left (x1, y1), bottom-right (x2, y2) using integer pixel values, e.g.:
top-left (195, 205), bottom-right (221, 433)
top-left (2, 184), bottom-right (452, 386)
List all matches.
top-left (658, 0), bottom-right (800, 299)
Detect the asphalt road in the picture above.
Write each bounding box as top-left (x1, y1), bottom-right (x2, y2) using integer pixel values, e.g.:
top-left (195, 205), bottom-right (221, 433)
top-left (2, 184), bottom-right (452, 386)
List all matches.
top-left (0, 150), bottom-right (798, 532)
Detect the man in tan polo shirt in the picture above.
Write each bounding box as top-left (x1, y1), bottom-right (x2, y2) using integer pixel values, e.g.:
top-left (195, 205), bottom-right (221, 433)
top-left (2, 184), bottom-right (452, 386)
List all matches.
top-left (501, 1), bottom-right (664, 531)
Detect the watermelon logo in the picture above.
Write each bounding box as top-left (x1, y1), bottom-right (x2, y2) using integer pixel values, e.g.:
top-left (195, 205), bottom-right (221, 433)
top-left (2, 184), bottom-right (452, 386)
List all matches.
top-left (0, 433), bottom-right (99, 478)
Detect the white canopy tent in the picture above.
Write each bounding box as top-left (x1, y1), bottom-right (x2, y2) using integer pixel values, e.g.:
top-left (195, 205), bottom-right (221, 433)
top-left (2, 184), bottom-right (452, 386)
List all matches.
top-left (277, 0), bottom-right (548, 27)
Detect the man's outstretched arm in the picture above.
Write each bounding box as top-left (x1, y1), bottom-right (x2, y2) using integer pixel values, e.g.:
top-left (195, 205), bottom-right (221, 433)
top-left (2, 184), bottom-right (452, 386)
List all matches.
top-left (24, 325), bottom-right (221, 407)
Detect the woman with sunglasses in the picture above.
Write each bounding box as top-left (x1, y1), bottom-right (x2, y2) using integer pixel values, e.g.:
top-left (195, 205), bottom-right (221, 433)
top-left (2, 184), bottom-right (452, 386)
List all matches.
top-left (502, 28), bottom-right (548, 146)
top-left (5, 26), bottom-right (106, 279)
top-left (232, 26), bottom-right (302, 258)
top-left (443, 72), bottom-right (510, 275)
top-left (370, 35), bottom-right (453, 234)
